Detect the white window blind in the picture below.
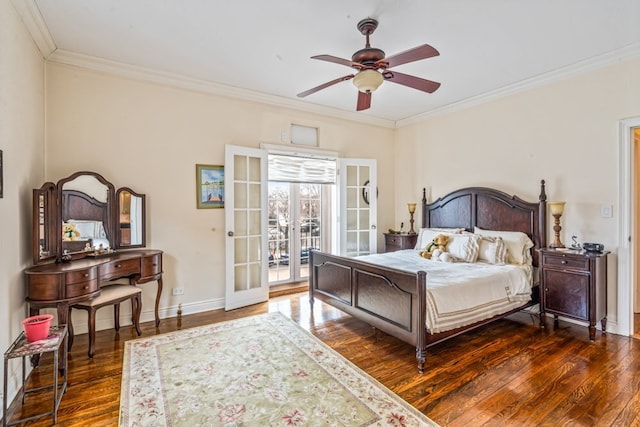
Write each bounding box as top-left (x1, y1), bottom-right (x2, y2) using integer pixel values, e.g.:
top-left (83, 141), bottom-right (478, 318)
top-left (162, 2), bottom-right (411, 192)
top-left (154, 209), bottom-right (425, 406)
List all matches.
top-left (268, 154), bottom-right (337, 184)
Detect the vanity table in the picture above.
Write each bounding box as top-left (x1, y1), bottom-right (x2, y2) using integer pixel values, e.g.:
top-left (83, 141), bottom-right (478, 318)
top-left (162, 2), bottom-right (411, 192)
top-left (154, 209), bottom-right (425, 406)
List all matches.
top-left (26, 171), bottom-right (163, 352)
top-left (25, 249), bottom-right (163, 347)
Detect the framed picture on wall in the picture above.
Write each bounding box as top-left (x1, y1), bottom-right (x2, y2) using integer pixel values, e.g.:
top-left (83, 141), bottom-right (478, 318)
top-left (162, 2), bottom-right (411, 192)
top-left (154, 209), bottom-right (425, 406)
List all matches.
top-left (196, 164), bottom-right (224, 209)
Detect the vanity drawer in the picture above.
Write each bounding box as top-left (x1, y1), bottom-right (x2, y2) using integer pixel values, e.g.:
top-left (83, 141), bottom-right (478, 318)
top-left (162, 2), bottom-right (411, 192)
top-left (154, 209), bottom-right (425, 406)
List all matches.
top-left (541, 253), bottom-right (590, 271)
top-left (99, 258), bottom-right (140, 281)
top-left (141, 254), bottom-right (162, 277)
top-left (66, 279), bottom-right (99, 298)
top-left (65, 267), bottom-right (97, 284)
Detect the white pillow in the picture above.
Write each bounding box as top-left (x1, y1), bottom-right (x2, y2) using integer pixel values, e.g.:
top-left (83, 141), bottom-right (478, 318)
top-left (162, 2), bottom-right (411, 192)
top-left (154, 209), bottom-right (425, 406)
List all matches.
top-left (474, 227), bottom-right (534, 265)
top-left (446, 233), bottom-right (480, 263)
top-left (477, 236), bottom-right (507, 265)
top-left (414, 228), bottom-right (465, 249)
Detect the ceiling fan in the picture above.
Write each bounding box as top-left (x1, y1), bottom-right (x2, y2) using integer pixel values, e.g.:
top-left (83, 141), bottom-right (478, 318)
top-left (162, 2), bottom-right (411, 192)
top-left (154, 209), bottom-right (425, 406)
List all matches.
top-left (297, 18), bottom-right (441, 111)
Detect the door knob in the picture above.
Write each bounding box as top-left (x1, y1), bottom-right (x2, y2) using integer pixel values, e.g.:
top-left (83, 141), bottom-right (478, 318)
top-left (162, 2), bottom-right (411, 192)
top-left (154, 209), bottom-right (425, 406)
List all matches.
top-left (228, 231), bottom-right (234, 236)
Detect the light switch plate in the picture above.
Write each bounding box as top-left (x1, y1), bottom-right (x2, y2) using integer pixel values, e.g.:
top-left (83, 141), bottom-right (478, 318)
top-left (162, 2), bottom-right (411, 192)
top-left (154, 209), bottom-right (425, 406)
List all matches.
top-left (600, 204), bottom-right (613, 218)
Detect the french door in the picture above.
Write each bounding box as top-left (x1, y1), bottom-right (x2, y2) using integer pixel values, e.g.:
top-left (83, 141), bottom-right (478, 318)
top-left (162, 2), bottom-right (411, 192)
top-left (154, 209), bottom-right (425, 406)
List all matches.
top-left (267, 182), bottom-right (325, 285)
top-left (340, 159), bottom-right (377, 256)
top-left (224, 145), bottom-right (269, 310)
top-left (225, 145), bottom-right (376, 309)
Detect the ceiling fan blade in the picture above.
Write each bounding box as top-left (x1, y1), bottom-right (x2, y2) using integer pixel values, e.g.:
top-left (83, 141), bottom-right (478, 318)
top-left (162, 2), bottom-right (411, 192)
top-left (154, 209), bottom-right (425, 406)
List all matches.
top-left (383, 70), bottom-right (440, 93)
top-left (297, 74), bottom-right (354, 98)
top-left (356, 91), bottom-right (372, 111)
top-left (312, 55), bottom-right (365, 69)
top-left (378, 44), bottom-right (439, 69)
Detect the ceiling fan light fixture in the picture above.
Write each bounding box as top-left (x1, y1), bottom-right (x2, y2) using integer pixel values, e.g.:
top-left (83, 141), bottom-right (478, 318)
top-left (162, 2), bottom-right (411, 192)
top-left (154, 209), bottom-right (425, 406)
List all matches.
top-left (353, 69), bottom-right (383, 93)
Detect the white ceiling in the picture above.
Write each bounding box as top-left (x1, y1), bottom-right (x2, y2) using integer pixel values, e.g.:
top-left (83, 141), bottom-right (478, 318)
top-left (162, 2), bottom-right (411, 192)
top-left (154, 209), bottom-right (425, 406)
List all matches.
top-left (14, 0), bottom-right (640, 127)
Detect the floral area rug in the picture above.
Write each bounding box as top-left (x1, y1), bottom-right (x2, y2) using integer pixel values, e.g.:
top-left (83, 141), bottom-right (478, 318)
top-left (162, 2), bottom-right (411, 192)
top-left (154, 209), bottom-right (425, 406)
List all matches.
top-left (119, 312), bottom-right (438, 426)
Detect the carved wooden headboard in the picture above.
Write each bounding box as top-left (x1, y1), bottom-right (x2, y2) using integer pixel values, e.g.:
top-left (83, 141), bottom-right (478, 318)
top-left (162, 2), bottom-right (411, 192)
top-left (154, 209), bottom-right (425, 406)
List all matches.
top-left (421, 180), bottom-right (547, 267)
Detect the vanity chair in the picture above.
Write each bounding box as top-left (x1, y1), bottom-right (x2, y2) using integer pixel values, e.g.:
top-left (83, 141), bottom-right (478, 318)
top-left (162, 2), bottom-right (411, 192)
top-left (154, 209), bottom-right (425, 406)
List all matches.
top-left (71, 284), bottom-right (142, 358)
top-left (25, 171), bottom-right (164, 362)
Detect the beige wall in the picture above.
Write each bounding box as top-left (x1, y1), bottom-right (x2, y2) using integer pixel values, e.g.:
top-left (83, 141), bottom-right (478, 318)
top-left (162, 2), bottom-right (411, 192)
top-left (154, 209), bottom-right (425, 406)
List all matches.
top-left (44, 62), bottom-right (395, 321)
top-left (395, 57), bottom-right (640, 331)
top-left (0, 0), bottom-right (45, 405)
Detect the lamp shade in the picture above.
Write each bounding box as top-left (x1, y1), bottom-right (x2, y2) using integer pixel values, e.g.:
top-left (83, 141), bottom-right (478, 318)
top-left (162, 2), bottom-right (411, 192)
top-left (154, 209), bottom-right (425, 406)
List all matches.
top-left (407, 202), bottom-right (417, 213)
top-left (548, 201), bottom-right (565, 216)
top-left (353, 70), bottom-right (384, 93)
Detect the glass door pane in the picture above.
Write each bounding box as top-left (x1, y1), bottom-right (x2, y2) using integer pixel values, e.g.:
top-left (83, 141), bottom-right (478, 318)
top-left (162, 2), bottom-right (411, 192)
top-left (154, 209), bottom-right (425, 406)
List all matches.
top-left (299, 183), bottom-right (321, 279)
top-left (268, 182), bottom-right (291, 283)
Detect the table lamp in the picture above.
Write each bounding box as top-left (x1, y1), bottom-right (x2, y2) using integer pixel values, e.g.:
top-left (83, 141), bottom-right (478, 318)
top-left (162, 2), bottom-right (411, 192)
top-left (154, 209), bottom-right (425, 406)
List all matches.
top-left (407, 202), bottom-right (417, 234)
top-left (548, 201), bottom-right (566, 248)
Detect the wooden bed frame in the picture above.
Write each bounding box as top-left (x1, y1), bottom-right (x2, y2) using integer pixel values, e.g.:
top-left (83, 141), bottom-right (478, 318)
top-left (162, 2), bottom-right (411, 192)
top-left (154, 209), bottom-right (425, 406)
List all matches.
top-left (309, 180), bottom-right (547, 372)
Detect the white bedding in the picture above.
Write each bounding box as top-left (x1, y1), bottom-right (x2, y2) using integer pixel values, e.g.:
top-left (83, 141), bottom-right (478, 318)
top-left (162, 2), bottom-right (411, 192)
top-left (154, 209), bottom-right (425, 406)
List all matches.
top-left (356, 249), bottom-right (533, 333)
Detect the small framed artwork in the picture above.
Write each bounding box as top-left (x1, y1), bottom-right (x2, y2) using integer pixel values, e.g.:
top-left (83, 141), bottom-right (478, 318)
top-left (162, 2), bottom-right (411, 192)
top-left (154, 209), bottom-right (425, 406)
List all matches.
top-left (196, 164), bottom-right (224, 209)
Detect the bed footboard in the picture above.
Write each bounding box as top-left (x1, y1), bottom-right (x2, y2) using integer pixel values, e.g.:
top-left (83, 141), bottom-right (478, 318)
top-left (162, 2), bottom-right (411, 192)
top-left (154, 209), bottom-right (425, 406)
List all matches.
top-left (309, 250), bottom-right (429, 372)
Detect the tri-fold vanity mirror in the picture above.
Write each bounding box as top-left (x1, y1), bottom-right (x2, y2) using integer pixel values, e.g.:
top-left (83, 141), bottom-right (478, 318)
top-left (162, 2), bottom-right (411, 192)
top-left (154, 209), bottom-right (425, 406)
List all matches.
top-left (32, 171), bottom-right (146, 264)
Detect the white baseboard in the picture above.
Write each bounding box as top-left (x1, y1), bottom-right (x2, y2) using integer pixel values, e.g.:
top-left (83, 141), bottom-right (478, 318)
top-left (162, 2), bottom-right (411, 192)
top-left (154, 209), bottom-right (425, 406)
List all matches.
top-left (70, 297), bottom-right (225, 335)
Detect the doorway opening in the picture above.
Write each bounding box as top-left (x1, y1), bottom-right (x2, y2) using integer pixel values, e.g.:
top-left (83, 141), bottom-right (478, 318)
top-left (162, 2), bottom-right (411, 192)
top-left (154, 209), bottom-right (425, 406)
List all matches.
top-left (267, 182), bottom-right (329, 287)
top-left (619, 119), bottom-right (640, 339)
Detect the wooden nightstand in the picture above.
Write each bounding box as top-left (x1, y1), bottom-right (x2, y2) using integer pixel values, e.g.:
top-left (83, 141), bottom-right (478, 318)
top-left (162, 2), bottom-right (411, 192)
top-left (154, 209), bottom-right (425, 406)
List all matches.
top-left (539, 248), bottom-right (609, 341)
top-left (383, 233), bottom-right (418, 252)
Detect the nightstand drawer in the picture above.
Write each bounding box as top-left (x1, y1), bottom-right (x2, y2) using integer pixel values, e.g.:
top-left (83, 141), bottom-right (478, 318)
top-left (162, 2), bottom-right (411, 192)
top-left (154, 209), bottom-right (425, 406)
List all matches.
top-left (383, 233), bottom-right (418, 252)
top-left (541, 253), bottom-right (589, 270)
top-left (386, 235), bottom-right (404, 247)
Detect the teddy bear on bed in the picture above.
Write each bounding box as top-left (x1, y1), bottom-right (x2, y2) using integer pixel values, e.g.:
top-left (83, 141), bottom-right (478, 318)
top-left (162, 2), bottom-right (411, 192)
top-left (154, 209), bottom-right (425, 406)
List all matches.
top-left (62, 223), bottom-right (81, 241)
top-left (419, 234), bottom-right (453, 262)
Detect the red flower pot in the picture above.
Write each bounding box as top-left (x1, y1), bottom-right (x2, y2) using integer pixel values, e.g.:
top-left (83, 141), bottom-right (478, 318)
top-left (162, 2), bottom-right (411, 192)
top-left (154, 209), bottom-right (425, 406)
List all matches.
top-left (22, 314), bottom-right (54, 342)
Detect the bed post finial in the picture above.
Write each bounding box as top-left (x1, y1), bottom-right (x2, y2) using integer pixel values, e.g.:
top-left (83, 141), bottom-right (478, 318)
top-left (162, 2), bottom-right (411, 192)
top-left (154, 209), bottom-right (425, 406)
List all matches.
top-left (538, 179), bottom-right (547, 251)
top-left (422, 188), bottom-right (427, 204)
top-left (539, 179), bottom-right (547, 202)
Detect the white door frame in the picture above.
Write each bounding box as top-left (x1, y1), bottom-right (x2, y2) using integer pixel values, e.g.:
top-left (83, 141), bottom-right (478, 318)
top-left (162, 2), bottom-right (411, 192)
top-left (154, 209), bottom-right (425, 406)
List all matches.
top-left (618, 117), bottom-right (640, 336)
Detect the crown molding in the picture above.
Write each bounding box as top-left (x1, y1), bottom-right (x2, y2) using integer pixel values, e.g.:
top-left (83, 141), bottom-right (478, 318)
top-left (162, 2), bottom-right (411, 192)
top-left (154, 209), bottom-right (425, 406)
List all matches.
top-left (47, 49), bottom-right (397, 129)
top-left (397, 42), bottom-right (640, 128)
top-left (13, 0), bottom-right (640, 130)
top-left (11, 0), bottom-right (56, 57)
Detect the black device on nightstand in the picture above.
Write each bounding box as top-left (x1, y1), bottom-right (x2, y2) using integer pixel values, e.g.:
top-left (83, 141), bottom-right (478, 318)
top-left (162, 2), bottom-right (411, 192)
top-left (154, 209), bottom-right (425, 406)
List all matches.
top-left (582, 242), bottom-right (604, 253)
top-left (539, 248), bottom-right (609, 341)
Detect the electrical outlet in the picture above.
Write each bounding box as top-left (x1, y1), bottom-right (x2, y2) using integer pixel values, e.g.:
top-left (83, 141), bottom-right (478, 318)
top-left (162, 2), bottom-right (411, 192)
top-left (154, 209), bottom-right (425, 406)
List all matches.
top-left (172, 287), bottom-right (184, 296)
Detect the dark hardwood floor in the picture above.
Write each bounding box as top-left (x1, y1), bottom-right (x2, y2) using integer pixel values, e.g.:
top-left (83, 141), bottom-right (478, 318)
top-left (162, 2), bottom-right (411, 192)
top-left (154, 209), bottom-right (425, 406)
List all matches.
top-left (6, 292), bottom-right (640, 426)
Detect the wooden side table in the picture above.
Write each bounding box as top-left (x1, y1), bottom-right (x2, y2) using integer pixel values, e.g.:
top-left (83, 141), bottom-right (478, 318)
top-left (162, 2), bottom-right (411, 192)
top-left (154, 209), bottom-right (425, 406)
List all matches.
top-left (383, 233), bottom-right (418, 252)
top-left (3, 325), bottom-right (68, 426)
top-left (539, 248), bottom-right (608, 340)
